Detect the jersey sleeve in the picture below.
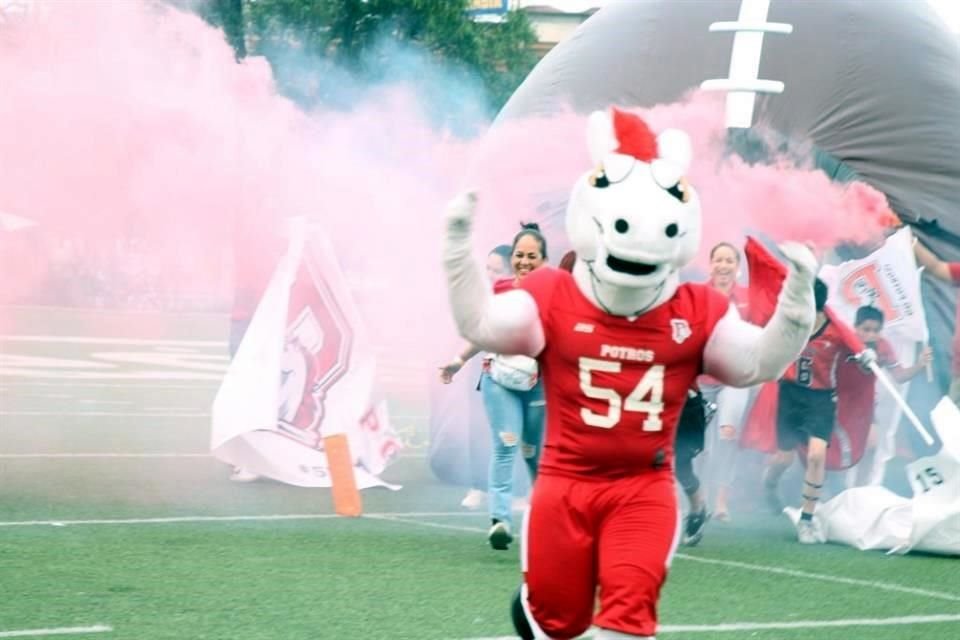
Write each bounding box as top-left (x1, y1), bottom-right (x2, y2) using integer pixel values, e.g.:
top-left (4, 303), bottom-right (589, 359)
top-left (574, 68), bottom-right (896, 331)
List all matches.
top-left (516, 267), bottom-right (562, 338)
top-left (877, 337), bottom-right (900, 368)
top-left (701, 285), bottom-right (733, 338)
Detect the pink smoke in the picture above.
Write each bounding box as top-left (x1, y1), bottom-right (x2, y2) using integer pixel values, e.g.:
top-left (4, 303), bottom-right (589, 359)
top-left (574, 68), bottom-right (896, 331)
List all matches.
top-left (470, 92), bottom-right (896, 271)
top-left (0, 2), bottom-right (470, 355)
top-left (0, 2), bottom-right (896, 368)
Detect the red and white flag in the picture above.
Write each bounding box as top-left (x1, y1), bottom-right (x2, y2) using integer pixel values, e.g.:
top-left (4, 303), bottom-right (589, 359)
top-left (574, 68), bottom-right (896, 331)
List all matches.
top-left (211, 218), bottom-right (401, 489)
top-left (818, 227), bottom-right (929, 483)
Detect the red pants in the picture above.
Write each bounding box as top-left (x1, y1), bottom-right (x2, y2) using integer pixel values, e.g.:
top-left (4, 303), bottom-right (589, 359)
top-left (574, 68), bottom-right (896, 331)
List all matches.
top-left (523, 472), bottom-right (680, 638)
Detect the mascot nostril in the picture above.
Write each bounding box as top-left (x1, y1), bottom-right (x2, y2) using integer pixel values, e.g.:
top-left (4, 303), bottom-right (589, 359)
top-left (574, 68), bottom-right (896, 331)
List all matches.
top-left (614, 219), bottom-right (629, 234)
top-left (665, 223), bottom-right (678, 238)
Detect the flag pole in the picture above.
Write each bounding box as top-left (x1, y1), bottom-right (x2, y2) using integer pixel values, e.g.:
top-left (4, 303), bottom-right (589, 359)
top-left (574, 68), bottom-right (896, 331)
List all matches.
top-left (867, 361), bottom-right (935, 445)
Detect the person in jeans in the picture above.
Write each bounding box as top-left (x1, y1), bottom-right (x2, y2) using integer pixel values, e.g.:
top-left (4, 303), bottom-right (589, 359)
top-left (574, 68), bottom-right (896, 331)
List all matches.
top-left (439, 223), bottom-right (548, 549)
top-left (440, 244), bottom-right (513, 510)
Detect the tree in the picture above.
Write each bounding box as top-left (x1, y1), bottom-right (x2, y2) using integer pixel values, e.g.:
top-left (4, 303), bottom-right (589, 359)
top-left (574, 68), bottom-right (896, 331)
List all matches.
top-left (240, 0), bottom-right (537, 117)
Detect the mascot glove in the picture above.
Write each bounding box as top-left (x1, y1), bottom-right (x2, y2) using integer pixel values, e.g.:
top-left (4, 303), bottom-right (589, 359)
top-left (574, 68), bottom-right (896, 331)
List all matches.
top-left (777, 242), bottom-right (819, 277)
top-left (445, 191), bottom-right (477, 239)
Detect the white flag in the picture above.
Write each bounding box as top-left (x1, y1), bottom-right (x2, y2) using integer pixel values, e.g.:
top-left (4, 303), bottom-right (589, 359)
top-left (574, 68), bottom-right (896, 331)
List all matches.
top-left (210, 218), bottom-right (401, 489)
top-left (819, 228), bottom-right (930, 487)
top-left (786, 396), bottom-right (960, 556)
top-left (819, 227), bottom-right (928, 349)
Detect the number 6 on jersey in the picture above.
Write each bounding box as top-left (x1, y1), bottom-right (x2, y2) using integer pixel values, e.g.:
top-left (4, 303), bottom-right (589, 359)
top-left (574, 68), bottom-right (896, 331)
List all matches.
top-left (578, 357), bottom-right (665, 431)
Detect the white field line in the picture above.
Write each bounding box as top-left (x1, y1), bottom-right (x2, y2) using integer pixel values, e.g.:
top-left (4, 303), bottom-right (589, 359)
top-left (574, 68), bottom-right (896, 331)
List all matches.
top-left (4, 511), bottom-right (959, 616)
top-left (0, 411), bottom-right (427, 420)
top-left (0, 511), bottom-right (483, 528)
top-left (459, 614), bottom-right (960, 638)
top-left (674, 553), bottom-right (960, 603)
top-left (1, 382), bottom-right (219, 389)
top-left (379, 515), bottom-right (960, 605)
top-left (0, 335), bottom-right (224, 347)
top-left (0, 453), bottom-right (213, 459)
top-left (0, 625), bottom-right (111, 638)
top-left (0, 411), bottom-right (210, 417)
top-left (0, 451), bottom-right (428, 459)
top-left (365, 514), bottom-right (485, 534)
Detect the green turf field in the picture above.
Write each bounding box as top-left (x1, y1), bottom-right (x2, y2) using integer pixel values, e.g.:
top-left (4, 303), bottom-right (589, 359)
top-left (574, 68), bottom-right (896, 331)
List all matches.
top-left (1, 305), bottom-right (958, 639)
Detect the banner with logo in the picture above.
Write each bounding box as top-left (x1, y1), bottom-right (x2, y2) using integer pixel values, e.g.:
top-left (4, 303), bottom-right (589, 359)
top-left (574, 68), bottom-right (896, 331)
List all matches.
top-left (819, 227), bottom-right (929, 485)
top-left (818, 227), bottom-right (928, 352)
top-left (210, 218), bottom-right (401, 489)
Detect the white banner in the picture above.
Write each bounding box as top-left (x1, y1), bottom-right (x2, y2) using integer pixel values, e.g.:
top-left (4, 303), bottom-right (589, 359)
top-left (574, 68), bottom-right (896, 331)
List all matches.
top-left (819, 227), bottom-right (928, 349)
top-left (787, 396), bottom-right (960, 556)
top-left (820, 227), bottom-right (930, 486)
top-left (210, 219), bottom-right (401, 489)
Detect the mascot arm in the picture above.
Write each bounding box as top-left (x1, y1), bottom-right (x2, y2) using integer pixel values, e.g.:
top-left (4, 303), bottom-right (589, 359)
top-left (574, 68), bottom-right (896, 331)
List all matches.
top-left (442, 193), bottom-right (546, 357)
top-left (703, 243), bottom-right (817, 386)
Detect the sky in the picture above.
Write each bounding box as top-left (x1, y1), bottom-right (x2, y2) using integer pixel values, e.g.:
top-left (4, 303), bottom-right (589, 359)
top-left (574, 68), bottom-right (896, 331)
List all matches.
top-left (540, 0), bottom-right (960, 33)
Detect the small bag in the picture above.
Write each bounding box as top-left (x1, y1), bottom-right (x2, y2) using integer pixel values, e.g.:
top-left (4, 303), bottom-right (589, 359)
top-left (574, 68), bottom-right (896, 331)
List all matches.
top-left (488, 353), bottom-right (539, 392)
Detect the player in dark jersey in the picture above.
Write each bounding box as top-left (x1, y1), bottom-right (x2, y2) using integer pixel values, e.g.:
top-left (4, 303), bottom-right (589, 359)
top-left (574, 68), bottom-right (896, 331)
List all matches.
top-left (674, 388), bottom-right (716, 546)
top-left (762, 279), bottom-right (850, 543)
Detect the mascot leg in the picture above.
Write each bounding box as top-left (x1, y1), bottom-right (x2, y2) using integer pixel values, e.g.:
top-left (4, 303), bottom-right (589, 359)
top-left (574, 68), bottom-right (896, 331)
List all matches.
top-left (518, 475), bottom-right (595, 639)
top-left (510, 584), bottom-right (543, 640)
top-left (594, 474), bottom-right (679, 640)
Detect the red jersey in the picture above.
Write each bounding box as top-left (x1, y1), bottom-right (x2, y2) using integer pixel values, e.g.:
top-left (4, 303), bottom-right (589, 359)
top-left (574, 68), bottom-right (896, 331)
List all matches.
top-left (493, 277), bottom-right (516, 294)
top-left (518, 267), bottom-right (729, 478)
top-left (782, 319), bottom-right (852, 390)
top-left (698, 282), bottom-right (748, 387)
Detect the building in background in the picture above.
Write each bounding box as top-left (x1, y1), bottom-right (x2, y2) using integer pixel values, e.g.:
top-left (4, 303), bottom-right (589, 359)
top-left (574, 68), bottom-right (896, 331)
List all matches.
top-left (469, 0), bottom-right (599, 59)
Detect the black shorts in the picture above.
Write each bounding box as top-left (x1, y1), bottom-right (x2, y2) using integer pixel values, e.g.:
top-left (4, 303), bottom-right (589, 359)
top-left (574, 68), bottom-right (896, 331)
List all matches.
top-left (675, 389), bottom-right (707, 459)
top-left (776, 381), bottom-right (836, 450)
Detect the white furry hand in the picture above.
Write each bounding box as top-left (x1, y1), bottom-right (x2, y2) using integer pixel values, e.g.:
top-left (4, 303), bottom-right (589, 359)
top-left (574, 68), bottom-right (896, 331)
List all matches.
top-left (777, 242), bottom-right (819, 277)
top-left (445, 191), bottom-right (477, 237)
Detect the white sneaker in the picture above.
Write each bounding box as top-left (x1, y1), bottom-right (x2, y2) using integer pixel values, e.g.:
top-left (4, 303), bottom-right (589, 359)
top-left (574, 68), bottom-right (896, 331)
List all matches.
top-left (460, 489), bottom-right (486, 510)
top-left (488, 520), bottom-right (513, 550)
top-left (230, 467), bottom-right (260, 483)
top-left (797, 518), bottom-right (823, 544)
top-left (511, 496), bottom-right (530, 512)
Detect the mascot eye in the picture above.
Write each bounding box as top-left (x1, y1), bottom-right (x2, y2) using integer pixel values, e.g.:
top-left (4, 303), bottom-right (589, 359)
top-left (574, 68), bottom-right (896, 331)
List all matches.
top-left (665, 177), bottom-right (690, 203)
top-left (589, 167), bottom-right (610, 189)
top-left (665, 223), bottom-right (679, 238)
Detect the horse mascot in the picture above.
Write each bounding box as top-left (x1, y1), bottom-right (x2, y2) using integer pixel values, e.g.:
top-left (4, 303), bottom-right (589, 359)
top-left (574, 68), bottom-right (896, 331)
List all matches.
top-left (443, 107), bottom-right (818, 639)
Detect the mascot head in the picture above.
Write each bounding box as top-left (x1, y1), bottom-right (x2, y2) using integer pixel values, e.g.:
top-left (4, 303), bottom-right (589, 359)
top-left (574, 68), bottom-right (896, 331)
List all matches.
top-left (566, 108), bottom-right (700, 299)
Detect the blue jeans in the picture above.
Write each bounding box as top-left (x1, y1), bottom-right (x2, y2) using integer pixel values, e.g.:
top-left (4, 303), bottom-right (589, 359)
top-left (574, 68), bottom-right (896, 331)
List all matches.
top-left (480, 372), bottom-right (545, 526)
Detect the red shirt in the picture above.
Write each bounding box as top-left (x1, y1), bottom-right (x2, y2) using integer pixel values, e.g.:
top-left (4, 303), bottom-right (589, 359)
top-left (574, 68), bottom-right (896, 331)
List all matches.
top-left (730, 284), bottom-right (749, 318)
top-left (949, 263), bottom-right (960, 376)
top-left (493, 277), bottom-right (516, 294)
top-left (873, 336), bottom-right (900, 369)
top-left (783, 319), bottom-right (852, 390)
top-left (699, 282), bottom-right (748, 387)
top-left (518, 267), bottom-right (729, 478)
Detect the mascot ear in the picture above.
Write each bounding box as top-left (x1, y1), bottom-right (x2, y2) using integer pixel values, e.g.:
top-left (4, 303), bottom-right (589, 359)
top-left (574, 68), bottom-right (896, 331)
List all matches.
top-left (655, 128), bottom-right (692, 174)
top-left (587, 110), bottom-right (618, 166)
